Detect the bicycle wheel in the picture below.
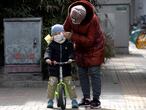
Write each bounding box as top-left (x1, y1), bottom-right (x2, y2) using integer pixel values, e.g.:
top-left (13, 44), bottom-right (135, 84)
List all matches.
top-left (59, 85), bottom-right (66, 110)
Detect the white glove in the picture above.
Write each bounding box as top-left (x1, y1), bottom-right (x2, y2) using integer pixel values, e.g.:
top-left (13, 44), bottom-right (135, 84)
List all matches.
top-left (46, 59), bottom-right (52, 65)
top-left (68, 59), bottom-right (74, 63)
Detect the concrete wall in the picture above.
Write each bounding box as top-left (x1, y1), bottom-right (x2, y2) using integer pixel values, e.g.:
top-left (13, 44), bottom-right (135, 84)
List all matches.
top-left (143, 0), bottom-right (146, 15)
top-left (134, 0), bottom-right (146, 18)
top-left (135, 0), bottom-right (143, 17)
top-left (97, 0), bottom-right (131, 54)
top-left (97, 0), bottom-right (131, 4)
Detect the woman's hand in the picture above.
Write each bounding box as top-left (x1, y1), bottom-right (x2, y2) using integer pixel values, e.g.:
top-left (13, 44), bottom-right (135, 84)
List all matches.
top-left (63, 32), bottom-right (72, 39)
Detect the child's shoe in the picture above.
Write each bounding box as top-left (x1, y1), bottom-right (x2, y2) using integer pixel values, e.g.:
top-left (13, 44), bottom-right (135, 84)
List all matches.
top-left (72, 99), bottom-right (79, 108)
top-left (47, 99), bottom-right (53, 108)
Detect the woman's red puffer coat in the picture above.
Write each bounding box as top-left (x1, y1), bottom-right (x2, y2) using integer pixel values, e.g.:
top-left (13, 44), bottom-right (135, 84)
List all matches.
top-left (64, 1), bottom-right (105, 67)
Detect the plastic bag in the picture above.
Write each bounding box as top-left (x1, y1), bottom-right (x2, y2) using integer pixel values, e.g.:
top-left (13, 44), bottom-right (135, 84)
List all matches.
top-left (44, 34), bottom-right (53, 45)
top-left (136, 32), bottom-right (146, 49)
top-left (130, 28), bottom-right (141, 44)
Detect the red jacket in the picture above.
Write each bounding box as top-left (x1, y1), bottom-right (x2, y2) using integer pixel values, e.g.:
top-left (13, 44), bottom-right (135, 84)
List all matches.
top-left (64, 1), bottom-right (105, 67)
top-left (70, 0), bottom-right (89, 2)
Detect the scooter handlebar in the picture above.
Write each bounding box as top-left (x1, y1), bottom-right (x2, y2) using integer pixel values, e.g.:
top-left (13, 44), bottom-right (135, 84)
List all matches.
top-left (55, 60), bottom-right (75, 65)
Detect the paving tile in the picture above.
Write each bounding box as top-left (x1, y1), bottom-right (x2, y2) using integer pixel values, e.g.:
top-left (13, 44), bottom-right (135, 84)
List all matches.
top-left (0, 43), bottom-right (146, 110)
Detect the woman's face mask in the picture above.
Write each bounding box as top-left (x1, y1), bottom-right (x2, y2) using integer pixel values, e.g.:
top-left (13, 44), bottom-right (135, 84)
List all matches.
top-left (70, 5), bottom-right (86, 24)
top-left (53, 33), bottom-right (66, 44)
top-left (71, 13), bottom-right (83, 24)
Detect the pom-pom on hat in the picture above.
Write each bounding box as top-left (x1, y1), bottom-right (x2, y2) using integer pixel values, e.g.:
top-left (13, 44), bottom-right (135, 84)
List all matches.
top-left (51, 24), bottom-right (64, 35)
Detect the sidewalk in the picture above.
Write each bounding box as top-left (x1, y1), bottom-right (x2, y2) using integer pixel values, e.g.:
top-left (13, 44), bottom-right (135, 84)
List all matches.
top-left (0, 42), bottom-right (146, 110)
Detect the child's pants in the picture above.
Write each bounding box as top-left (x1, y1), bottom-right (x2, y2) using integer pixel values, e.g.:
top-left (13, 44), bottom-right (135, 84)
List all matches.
top-left (47, 76), bottom-right (77, 99)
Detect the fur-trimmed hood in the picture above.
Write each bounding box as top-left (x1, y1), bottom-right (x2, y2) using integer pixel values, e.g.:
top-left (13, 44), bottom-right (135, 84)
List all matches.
top-left (68, 1), bottom-right (94, 25)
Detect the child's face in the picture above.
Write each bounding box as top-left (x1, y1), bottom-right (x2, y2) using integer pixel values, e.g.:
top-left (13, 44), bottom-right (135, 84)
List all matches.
top-left (53, 32), bottom-right (66, 44)
top-left (52, 32), bottom-right (61, 37)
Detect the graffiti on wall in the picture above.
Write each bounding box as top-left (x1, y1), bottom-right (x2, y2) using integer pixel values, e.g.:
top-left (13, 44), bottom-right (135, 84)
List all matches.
top-left (5, 44), bottom-right (40, 64)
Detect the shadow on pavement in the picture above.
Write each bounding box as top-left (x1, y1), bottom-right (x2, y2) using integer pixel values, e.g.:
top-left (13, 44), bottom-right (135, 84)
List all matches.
top-left (47, 106), bottom-right (115, 110)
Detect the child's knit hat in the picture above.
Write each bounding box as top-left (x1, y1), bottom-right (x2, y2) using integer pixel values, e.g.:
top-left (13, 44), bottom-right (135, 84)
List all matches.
top-left (51, 24), bottom-right (64, 35)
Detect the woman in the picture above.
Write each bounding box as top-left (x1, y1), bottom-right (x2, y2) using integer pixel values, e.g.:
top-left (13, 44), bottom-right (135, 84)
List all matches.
top-left (63, 0), bottom-right (105, 109)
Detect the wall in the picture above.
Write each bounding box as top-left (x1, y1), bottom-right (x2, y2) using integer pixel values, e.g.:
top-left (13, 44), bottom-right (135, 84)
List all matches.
top-left (134, 0), bottom-right (146, 18)
top-left (97, 0), bottom-right (131, 54)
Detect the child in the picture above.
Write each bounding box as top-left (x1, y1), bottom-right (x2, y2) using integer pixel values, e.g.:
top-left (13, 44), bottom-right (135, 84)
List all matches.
top-left (44, 24), bottom-right (78, 108)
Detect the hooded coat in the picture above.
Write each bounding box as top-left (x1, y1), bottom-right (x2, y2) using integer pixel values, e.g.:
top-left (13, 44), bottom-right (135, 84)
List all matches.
top-left (64, 1), bottom-right (105, 67)
top-left (70, 0), bottom-right (89, 2)
top-left (44, 40), bottom-right (74, 77)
